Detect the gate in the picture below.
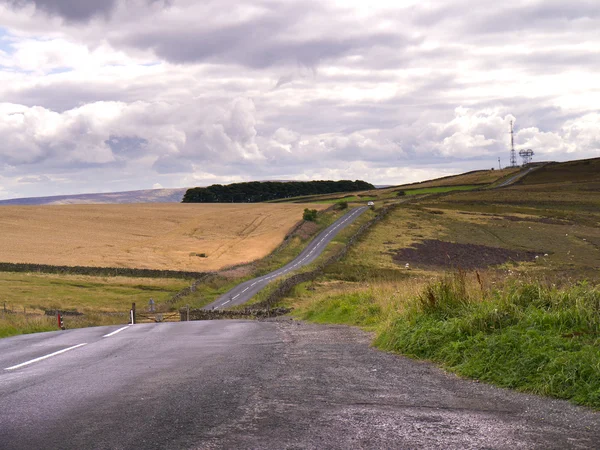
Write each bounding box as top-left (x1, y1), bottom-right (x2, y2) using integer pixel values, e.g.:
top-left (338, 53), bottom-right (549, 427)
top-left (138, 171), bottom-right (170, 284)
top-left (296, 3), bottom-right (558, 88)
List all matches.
top-left (134, 311), bottom-right (180, 323)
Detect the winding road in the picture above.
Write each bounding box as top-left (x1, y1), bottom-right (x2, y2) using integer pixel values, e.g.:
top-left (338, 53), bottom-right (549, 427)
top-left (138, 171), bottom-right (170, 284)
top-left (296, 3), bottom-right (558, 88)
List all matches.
top-left (204, 206), bottom-right (368, 310)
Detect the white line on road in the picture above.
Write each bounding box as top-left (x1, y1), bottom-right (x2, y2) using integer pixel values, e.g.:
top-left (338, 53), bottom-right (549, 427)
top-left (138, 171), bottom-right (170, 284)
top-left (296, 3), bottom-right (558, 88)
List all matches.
top-left (5, 343), bottom-right (88, 371)
top-left (103, 326), bottom-right (130, 338)
top-left (222, 300), bottom-right (231, 305)
top-left (233, 294), bottom-right (240, 299)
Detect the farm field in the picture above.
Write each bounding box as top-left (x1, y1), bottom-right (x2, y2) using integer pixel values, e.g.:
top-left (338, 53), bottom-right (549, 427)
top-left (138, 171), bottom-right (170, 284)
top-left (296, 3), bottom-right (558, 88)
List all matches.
top-left (0, 272), bottom-right (189, 337)
top-left (0, 203), bottom-right (326, 271)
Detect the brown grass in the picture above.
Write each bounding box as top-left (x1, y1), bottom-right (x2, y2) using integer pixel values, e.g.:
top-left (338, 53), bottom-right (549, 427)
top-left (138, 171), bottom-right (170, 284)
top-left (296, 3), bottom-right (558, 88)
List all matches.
top-left (392, 167), bottom-right (520, 190)
top-left (0, 203), bottom-right (327, 271)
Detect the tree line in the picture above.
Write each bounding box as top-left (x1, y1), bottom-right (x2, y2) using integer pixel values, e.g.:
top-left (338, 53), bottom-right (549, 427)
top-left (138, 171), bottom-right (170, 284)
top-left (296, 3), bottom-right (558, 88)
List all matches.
top-left (182, 180), bottom-right (375, 203)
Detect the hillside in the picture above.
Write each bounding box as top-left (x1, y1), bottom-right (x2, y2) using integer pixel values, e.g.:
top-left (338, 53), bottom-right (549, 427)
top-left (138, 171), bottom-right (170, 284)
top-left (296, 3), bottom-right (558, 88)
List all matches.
top-left (393, 167), bottom-right (520, 190)
top-left (0, 188), bottom-right (188, 206)
top-left (518, 157), bottom-right (600, 187)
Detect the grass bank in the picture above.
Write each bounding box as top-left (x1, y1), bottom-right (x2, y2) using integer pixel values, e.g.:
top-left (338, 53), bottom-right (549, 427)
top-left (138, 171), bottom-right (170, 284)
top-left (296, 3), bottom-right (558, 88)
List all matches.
top-left (292, 272), bottom-right (600, 409)
top-left (402, 185), bottom-right (480, 195)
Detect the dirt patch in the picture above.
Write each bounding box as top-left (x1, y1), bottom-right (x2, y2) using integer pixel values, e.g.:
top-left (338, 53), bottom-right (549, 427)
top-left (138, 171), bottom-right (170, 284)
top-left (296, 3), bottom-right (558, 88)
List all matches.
top-left (393, 239), bottom-right (539, 269)
top-left (459, 211), bottom-right (571, 225)
top-left (295, 221), bottom-right (319, 240)
top-left (219, 265), bottom-right (255, 279)
top-left (491, 215), bottom-right (570, 225)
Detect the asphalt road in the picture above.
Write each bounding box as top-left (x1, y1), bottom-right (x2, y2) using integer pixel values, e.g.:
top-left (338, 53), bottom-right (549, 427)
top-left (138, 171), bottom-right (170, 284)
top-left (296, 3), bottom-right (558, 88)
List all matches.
top-left (496, 167), bottom-right (535, 187)
top-left (204, 206), bottom-right (368, 310)
top-left (1, 320), bottom-right (599, 449)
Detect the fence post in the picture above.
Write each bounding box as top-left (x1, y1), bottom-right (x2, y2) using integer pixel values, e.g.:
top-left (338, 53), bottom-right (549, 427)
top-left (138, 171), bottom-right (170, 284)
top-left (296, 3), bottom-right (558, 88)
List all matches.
top-left (131, 302), bottom-right (136, 324)
top-left (186, 305), bottom-right (190, 322)
top-left (57, 313), bottom-right (65, 330)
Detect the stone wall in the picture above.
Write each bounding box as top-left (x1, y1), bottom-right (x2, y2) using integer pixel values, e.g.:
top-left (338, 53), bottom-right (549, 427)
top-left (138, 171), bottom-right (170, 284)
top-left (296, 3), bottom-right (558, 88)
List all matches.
top-left (182, 307), bottom-right (291, 321)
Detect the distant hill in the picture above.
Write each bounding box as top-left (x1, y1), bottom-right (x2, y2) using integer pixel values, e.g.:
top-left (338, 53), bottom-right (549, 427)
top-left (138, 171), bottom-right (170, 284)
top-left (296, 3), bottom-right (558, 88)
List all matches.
top-left (0, 188), bottom-right (188, 206)
top-left (518, 157), bottom-right (600, 186)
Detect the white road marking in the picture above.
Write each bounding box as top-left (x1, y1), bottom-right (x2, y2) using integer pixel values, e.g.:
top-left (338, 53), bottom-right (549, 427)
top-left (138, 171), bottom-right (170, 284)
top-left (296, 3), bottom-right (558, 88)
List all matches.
top-left (222, 300), bottom-right (231, 305)
top-left (5, 343), bottom-right (88, 371)
top-left (233, 294), bottom-right (240, 299)
top-left (242, 287), bottom-right (249, 293)
top-left (103, 326), bottom-right (130, 338)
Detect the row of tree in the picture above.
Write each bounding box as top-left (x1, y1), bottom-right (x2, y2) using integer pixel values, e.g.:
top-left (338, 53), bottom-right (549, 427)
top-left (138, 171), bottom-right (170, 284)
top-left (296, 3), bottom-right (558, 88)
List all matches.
top-left (182, 180), bottom-right (375, 203)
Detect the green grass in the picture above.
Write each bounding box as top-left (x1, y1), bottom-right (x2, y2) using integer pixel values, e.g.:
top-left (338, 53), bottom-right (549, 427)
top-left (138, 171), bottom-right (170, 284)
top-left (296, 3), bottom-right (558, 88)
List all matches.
top-left (402, 185), bottom-right (480, 195)
top-left (300, 291), bottom-right (383, 327)
top-left (0, 272), bottom-right (189, 313)
top-left (309, 196), bottom-right (377, 204)
top-left (0, 314), bottom-right (58, 338)
top-left (0, 272), bottom-right (189, 337)
top-left (374, 275), bottom-right (600, 408)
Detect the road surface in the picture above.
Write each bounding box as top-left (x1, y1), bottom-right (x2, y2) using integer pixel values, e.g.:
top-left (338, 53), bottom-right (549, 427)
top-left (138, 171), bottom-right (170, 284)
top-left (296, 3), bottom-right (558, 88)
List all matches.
top-left (1, 320), bottom-right (598, 449)
top-left (496, 167), bottom-right (535, 188)
top-left (204, 206), bottom-right (368, 310)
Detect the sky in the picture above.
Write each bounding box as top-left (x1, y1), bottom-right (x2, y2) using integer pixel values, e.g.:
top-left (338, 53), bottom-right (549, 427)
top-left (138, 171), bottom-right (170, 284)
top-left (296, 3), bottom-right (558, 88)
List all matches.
top-left (0, 0), bottom-right (598, 199)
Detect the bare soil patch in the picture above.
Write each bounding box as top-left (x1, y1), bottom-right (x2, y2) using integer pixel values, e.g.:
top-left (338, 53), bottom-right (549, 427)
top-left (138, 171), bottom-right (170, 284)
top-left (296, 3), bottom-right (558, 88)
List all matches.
top-left (393, 239), bottom-right (539, 269)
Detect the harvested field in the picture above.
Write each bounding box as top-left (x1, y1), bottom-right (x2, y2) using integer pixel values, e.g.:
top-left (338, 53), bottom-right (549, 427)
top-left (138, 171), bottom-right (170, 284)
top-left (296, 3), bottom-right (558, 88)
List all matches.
top-left (393, 239), bottom-right (540, 269)
top-left (0, 203), bottom-right (326, 271)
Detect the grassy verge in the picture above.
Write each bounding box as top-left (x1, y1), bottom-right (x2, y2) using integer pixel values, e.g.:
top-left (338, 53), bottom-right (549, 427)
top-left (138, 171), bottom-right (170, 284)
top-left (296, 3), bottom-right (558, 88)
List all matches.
top-left (0, 314), bottom-right (58, 338)
top-left (376, 273), bottom-right (600, 408)
top-left (402, 185), bottom-right (480, 195)
top-left (0, 312), bottom-right (128, 339)
top-left (290, 272), bottom-right (600, 409)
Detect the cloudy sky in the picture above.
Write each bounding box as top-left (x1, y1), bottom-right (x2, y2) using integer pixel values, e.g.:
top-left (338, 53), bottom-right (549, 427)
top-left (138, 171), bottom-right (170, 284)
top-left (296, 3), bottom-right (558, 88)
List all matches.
top-left (0, 0), bottom-right (598, 199)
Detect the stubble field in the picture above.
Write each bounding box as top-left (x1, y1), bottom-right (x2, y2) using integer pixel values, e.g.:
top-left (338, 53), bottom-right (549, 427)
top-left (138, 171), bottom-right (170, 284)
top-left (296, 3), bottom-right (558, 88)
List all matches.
top-left (0, 203), bottom-right (326, 271)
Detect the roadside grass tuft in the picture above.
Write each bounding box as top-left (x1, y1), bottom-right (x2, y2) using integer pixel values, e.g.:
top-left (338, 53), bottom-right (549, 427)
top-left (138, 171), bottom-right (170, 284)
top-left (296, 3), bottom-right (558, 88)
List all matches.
top-left (301, 292), bottom-right (384, 328)
top-left (374, 273), bottom-right (600, 408)
top-left (0, 314), bottom-right (57, 338)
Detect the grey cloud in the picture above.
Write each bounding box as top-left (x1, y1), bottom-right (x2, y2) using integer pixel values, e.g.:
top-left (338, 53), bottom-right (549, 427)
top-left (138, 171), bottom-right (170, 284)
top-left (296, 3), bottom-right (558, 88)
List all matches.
top-left (5, 0), bottom-right (117, 21)
top-left (128, 27), bottom-right (404, 69)
top-left (3, 0), bottom-right (170, 22)
top-left (106, 135), bottom-right (148, 158)
top-left (414, 0), bottom-right (600, 32)
top-left (152, 155), bottom-right (193, 174)
top-left (118, 1), bottom-right (407, 68)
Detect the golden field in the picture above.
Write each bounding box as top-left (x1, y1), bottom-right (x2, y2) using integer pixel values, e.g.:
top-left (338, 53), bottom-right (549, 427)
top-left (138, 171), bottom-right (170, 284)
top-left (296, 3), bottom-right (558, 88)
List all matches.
top-left (0, 203), bottom-right (326, 271)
